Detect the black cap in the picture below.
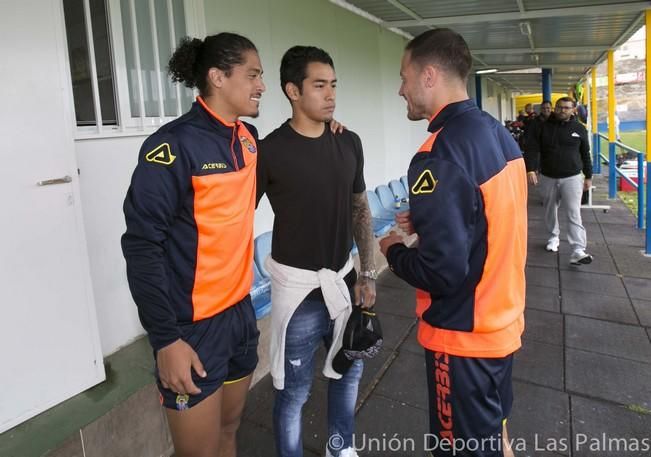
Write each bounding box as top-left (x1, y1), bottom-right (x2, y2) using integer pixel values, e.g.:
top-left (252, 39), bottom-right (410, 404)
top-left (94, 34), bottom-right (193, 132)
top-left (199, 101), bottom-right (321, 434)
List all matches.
top-left (332, 306), bottom-right (383, 375)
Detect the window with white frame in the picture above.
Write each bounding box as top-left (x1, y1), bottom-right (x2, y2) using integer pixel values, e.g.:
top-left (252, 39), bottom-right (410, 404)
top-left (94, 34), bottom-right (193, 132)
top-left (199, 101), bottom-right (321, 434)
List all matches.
top-left (62, 0), bottom-right (196, 134)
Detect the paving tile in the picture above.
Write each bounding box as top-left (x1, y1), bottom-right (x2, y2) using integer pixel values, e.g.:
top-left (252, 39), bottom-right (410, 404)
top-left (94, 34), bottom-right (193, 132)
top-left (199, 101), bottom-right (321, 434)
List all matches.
top-left (526, 285), bottom-right (560, 313)
top-left (243, 374), bottom-right (275, 421)
top-left (575, 209), bottom-right (598, 224)
top-left (561, 289), bottom-right (638, 325)
top-left (81, 385), bottom-right (170, 457)
top-left (624, 277), bottom-right (651, 301)
top-left (594, 212), bottom-right (639, 226)
top-left (566, 349), bottom-right (651, 409)
top-left (526, 245), bottom-right (559, 268)
top-left (610, 245), bottom-right (651, 279)
top-left (508, 382), bottom-right (570, 457)
top-left (374, 312), bottom-right (416, 350)
top-left (582, 221), bottom-right (607, 240)
top-left (600, 223), bottom-right (645, 247)
top-left (374, 350), bottom-right (428, 410)
top-left (560, 270), bottom-right (627, 298)
top-left (237, 421), bottom-right (283, 457)
top-left (632, 299), bottom-right (651, 327)
top-left (513, 341), bottom-right (564, 390)
top-left (595, 205), bottom-right (639, 222)
top-left (355, 395), bottom-right (429, 456)
top-left (374, 284), bottom-right (416, 318)
top-left (401, 324), bottom-right (424, 355)
top-left (559, 245), bottom-right (618, 275)
top-left (526, 266), bottom-right (559, 289)
top-left (571, 395), bottom-right (651, 457)
top-left (527, 218), bottom-right (550, 235)
top-left (528, 230), bottom-right (551, 242)
top-left (377, 270), bottom-right (409, 290)
top-left (565, 315), bottom-right (651, 363)
top-left (523, 309), bottom-right (563, 346)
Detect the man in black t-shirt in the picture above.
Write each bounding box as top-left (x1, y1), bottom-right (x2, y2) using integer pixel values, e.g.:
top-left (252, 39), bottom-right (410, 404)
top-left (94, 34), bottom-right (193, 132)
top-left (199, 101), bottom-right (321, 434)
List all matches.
top-left (257, 46), bottom-right (376, 457)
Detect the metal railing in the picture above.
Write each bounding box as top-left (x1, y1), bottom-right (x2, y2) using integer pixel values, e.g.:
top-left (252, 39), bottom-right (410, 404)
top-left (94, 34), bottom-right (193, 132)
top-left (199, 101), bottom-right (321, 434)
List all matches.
top-left (596, 133), bottom-right (647, 233)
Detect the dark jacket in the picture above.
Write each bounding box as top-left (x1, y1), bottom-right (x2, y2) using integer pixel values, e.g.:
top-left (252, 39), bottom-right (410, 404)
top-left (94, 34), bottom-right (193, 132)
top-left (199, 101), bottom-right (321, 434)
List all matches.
top-left (386, 99), bottom-right (527, 358)
top-left (121, 98), bottom-right (258, 351)
top-left (525, 114), bottom-right (592, 179)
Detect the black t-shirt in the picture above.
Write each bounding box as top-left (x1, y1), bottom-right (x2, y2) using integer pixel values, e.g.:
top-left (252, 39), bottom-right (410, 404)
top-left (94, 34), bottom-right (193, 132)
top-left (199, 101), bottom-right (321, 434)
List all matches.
top-left (257, 121), bottom-right (365, 277)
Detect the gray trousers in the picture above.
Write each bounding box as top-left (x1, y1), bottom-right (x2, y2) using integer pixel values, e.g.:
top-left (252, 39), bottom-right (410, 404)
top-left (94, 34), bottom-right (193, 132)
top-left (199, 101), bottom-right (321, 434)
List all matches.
top-left (539, 173), bottom-right (587, 252)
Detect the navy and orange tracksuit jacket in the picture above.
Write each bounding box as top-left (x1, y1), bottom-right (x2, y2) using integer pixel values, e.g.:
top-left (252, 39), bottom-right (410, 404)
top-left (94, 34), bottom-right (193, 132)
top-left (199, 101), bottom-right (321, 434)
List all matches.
top-left (122, 97), bottom-right (257, 351)
top-left (386, 99), bottom-right (528, 358)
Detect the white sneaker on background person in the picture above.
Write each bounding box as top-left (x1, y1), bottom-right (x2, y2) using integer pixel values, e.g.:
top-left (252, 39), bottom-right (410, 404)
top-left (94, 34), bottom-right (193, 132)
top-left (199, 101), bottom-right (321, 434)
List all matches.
top-left (570, 250), bottom-right (593, 265)
top-left (545, 238), bottom-right (559, 252)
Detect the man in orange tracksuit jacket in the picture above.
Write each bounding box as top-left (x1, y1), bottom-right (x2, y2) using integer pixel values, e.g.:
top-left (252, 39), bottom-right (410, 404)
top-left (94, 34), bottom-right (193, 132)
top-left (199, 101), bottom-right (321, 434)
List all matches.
top-left (380, 28), bottom-right (527, 457)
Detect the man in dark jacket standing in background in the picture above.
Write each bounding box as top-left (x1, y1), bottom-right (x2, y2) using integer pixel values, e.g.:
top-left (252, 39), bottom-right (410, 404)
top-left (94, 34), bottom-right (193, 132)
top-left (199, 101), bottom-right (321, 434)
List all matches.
top-left (525, 96), bottom-right (593, 265)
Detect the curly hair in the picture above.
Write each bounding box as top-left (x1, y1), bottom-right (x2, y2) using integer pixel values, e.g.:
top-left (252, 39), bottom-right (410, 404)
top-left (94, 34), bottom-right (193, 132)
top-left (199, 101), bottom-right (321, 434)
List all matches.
top-left (168, 32), bottom-right (257, 94)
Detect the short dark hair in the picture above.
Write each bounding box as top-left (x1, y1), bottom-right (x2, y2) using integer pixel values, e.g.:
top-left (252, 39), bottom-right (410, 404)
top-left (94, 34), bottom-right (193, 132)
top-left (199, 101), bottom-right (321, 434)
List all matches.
top-left (280, 46), bottom-right (334, 99)
top-left (405, 28), bottom-right (472, 81)
top-left (541, 100), bottom-right (552, 107)
top-left (555, 96), bottom-right (576, 107)
top-left (168, 32), bottom-right (257, 95)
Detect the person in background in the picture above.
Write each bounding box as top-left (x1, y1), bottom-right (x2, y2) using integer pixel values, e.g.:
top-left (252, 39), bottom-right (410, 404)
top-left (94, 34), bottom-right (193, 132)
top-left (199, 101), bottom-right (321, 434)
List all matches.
top-left (525, 97), bottom-right (594, 265)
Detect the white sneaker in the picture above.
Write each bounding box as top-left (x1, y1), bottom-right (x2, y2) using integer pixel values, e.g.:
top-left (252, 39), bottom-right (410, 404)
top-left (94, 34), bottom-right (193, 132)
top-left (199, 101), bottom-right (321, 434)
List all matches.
top-left (545, 238), bottom-right (559, 252)
top-left (570, 250), bottom-right (593, 265)
top-left (326, 447), bottom-right (359, 457)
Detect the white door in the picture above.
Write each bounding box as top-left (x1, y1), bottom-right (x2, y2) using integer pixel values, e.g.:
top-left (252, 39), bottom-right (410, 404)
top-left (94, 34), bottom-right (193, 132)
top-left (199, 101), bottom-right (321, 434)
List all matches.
top-left (0, 0), bottom-right (105, 432)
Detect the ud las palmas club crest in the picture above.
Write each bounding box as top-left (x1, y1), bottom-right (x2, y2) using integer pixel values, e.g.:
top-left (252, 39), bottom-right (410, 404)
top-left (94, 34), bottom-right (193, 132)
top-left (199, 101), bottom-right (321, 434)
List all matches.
top-left (240, 136), bottom-right (256, 153)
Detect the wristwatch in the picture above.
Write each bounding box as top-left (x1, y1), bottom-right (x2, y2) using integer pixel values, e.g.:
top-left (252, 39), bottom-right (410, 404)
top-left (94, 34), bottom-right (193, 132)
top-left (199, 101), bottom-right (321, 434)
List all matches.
top-left (359, 269), bottom-right (378, 280)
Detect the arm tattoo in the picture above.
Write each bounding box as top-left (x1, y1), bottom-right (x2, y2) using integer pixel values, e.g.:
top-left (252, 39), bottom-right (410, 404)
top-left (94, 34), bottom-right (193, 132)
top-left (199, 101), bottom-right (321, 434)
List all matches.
top-left (352, 192), bottom-right (376, 271)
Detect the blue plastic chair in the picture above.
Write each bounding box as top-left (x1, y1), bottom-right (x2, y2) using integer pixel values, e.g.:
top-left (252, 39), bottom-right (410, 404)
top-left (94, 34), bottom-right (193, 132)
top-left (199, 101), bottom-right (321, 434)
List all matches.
top-left (400, 175), bottom-right (409, 195)
top-left (250, 261), bottom-right (271, 319)
top-left (365, 191), bottom-right (394, 236)
top-left (366, 191), bottom-right (395, 221)
top-left (375, 184), bottom-right (409, 212)
top-left (372, 219), bottom-right (393, 237)
top-left (389, 179), bottom-right (408, 202)
top-left (254, 231), bottom-right (272, 278)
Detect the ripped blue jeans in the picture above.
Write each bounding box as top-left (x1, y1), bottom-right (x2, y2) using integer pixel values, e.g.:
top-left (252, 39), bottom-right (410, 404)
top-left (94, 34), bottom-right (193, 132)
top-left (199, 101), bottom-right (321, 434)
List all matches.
top-left (273, 297), bottom-right (364, 457)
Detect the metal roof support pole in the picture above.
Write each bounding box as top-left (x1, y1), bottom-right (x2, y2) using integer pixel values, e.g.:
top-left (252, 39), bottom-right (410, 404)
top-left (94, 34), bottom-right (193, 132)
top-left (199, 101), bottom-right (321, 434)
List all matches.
top-left (607, 50), bottom-right (617, 199)
top-left (475, 74), bottom-right (482, 110)
top-left (645, 10), bottom-right (650, 254)
top-left (542, 69), bottom-right (552, 104)
top-left (591, 68), bottom-right (601, 174)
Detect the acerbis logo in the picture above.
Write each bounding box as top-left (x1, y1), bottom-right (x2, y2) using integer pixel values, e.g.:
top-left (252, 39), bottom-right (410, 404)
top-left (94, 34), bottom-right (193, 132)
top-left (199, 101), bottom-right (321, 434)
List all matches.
top-left (145, 143), bottom-right (176, 166)
top-left (412, 169), bottom-right (437, 195)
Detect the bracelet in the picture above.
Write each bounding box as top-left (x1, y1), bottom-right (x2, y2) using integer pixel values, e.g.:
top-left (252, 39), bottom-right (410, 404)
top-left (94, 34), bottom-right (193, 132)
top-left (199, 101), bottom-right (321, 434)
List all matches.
top-left (360, 269), bottom-right (378, 280)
